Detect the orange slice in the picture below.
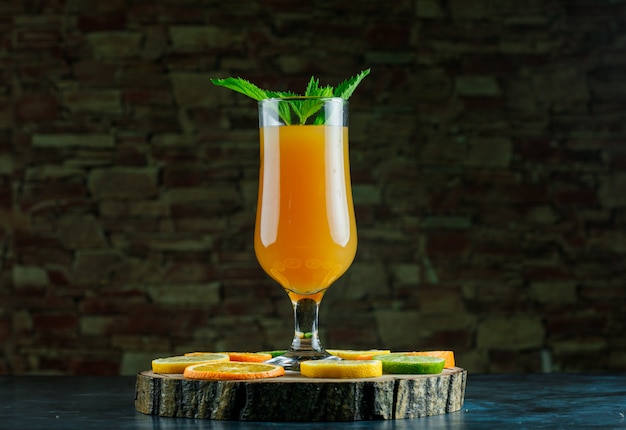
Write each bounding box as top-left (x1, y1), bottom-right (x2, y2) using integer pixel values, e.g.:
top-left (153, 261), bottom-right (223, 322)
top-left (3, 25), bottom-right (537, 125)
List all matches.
top-left (406, 351), bottom-right (455, 368)
top-left (325, 349), bottom-right (391, 360)
top-left (152, 353), bottom-right (230, 374)
top-left (185, 351), bottom-right (273, 363)
top-left (183, 361), bottom-right (285, 380)
top-left (300, 360), bottom-right (383, 379)
top-left (227, 352), bottom-right (273, 362)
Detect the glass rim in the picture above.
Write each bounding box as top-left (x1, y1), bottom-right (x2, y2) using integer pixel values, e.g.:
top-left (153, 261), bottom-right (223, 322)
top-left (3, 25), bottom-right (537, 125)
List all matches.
top-left (259, 96), bottom-right (347, 103)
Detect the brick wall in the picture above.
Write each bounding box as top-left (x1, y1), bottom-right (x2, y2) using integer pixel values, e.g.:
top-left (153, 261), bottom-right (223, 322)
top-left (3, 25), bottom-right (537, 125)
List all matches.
top-left (1, 0), bottom-right (625, 375)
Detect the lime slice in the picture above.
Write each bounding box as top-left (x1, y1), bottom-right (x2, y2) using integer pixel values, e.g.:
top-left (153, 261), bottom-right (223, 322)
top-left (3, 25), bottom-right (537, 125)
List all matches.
top-left (407, 350), bottom-right (455, 368)
top-left (372, 353), bottom-right (445, 374)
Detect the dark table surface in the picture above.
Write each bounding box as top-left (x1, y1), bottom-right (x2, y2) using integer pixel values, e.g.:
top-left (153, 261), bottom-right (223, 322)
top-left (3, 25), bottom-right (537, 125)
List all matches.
top-left (1, 373), bottom-right (625, 429)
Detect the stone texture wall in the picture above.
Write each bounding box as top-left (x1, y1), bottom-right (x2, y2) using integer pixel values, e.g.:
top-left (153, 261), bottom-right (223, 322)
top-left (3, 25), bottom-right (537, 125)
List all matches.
top-left (1, 0), bottom-right (625, 375)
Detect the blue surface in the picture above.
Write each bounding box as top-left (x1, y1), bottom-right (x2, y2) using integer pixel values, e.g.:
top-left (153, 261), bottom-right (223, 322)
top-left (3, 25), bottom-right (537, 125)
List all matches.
top-left (1, 373), bottom-right (625, 429)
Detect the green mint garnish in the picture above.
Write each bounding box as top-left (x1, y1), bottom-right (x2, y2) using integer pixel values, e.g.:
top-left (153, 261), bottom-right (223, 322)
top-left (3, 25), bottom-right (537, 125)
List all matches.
top-left (210, 69), bottom-right (370, 125)
top-left (208, 77), bottom-right (268, 101)
top-left (333, 69), bottom-right (371, 99)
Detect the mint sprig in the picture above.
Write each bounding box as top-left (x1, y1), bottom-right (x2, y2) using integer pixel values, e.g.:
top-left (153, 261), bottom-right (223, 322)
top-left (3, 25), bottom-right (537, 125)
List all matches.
top-left (210, 69), bottom-right (370, 125)
top-left (333, 69), bottom-right (370, 99)
top-left (209, 77), bottom-right (268, 101)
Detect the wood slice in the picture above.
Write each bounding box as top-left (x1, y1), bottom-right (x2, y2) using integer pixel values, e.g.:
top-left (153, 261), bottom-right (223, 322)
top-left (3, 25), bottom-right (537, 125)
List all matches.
top-left (135, 367), bottom-right (467, 421)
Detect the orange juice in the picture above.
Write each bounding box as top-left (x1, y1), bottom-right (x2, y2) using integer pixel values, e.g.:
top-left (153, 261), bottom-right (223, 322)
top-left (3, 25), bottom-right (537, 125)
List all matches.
top-left (254, 124), bottom-right (357, 297)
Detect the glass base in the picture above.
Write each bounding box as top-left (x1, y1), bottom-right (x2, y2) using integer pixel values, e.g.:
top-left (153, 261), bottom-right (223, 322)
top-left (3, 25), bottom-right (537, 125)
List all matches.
top-left (266, 350), bottom-right (341, 371)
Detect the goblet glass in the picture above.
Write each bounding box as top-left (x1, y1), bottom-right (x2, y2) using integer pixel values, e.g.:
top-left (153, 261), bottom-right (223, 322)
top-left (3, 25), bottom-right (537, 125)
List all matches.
top-left (255, 97), bottom-right (357, 370)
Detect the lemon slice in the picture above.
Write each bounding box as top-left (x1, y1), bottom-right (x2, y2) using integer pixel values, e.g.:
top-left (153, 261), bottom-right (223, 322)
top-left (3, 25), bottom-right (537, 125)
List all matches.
top-left (325, 349), bottom-right (391, 360)
top-left (152, 353), bottom-right (230, 374)
top-left (372, 353), bottom-right (445, 374)
top-left (183, 361), bottom-right (285, 380)
top-left (300, 360), bottom-right (383, 379)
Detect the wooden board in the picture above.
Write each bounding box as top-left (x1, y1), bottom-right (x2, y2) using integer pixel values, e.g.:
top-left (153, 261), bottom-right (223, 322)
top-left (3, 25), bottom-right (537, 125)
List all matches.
top-left (135, 367), bottom-right (467, 421)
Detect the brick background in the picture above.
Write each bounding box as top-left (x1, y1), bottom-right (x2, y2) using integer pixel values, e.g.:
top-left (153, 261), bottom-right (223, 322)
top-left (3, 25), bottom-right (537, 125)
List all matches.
top-left (1, 0), bottom-right (625, 374)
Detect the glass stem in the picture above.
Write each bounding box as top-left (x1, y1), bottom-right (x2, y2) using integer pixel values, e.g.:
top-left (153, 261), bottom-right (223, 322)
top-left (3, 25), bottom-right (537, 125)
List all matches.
top-left (290, 298), bottom-right (323, 354)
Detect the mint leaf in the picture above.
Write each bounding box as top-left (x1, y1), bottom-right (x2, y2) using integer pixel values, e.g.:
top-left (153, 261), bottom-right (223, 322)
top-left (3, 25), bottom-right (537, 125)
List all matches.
top-left (334, 68), bottom-right (371, 100)
top-left (305, 77), bottom-right (334, 98)
top-left (298, 78), bottom-right (334, 123)
top-left (211, 69), bottom-right (370, 124)
top-left (267, 90), bottom-right (298, 125)
top-left (305, 76), bottom-right (320, 96)
top-left (210, 77), bottom-right (268, 101)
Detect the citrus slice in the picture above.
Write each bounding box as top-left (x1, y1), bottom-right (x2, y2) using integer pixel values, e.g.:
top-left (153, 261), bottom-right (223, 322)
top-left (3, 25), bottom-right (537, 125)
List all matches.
top-left (186, 351), bottom-right (273, 362)
top-left (227, 352), bottom-right (273, 362)
top-left (183, 361), bottom-right (285, 380)
top-left (300, 360), bottom-right (383, 379)
top-left (325, 349), bottom-right (391, 360)
top-left (406, 351), bottom-right (455, 368)
top-left (152, 353), bottom-right (230, 374)
top-left (372, 353), bottom-right (445, 374)
top-left (258, 350), bottom-right (287, 358)
top-left (184, 351), bottom-right (217, 356)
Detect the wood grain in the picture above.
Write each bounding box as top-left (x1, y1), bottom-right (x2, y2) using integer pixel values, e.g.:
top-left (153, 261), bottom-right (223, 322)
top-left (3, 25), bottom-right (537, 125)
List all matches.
top-left (135, 367), bottom-right (467, 421)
